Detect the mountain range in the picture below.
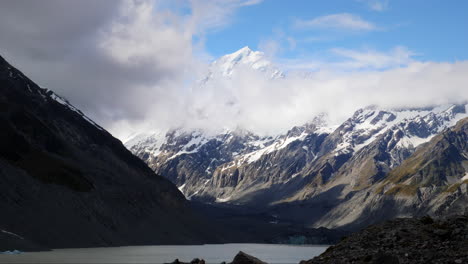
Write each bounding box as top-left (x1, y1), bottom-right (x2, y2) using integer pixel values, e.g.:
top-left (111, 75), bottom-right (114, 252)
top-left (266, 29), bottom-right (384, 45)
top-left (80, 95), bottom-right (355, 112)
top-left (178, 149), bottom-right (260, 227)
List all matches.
top-left (0, 51), bottom-right (349, 251)
top-left (1, 46), bottom-right (466, 250)
top-left (126, 47), bottom-right (468, 230)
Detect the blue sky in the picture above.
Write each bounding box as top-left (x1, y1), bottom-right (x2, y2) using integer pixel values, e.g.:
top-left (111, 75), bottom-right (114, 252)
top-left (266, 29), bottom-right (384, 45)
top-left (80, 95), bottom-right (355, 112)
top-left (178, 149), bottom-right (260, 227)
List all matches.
top-left (203, 0), bottom-right (468, 63)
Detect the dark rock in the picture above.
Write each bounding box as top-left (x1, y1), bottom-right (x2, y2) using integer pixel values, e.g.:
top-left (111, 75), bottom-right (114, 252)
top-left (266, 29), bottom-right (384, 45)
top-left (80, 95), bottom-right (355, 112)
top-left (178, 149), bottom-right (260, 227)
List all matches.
top-left (302, 215), bottom-right (468, 264)
top-left (0, 230), bottom-right (47, 252)
top-left (419, 215), bottom-right (434, 225)
top-left (164, 258), bottom-right (205, 264)
top-left (230, 251), bottom-right (267, 264)
top-left (191, 258), bottom-right (205, 264)
top-left (371, 252), bottom-right (400, 264)
top-left (165, 259), bottom-right (181, 264)
top-left (433, 229), bottom-right (450, 238)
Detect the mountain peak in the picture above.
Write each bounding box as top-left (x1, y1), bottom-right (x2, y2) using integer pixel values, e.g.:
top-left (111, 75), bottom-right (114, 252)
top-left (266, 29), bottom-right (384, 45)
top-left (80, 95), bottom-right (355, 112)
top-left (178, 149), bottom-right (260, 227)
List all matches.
top-left (222, 46), bottom-right (262, 64)
top-left (232, 46), bottom-right (253, 56)
top-left (206, 46), bottom-right (283, 79)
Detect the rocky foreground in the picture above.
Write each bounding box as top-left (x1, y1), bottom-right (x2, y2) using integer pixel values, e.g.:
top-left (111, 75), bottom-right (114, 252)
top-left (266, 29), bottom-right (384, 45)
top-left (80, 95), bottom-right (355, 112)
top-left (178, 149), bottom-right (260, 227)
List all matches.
top-left (165, 251), bottom-right (267, 264)
top-left (301, 215), bottom-right (468, 264)
top-left (170, 215), bottom-right (468, 264)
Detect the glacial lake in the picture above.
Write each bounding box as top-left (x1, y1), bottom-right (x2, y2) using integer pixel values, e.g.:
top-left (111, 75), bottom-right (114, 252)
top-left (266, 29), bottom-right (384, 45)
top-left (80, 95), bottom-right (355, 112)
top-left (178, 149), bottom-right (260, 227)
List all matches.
top-left (0, 243), bottom-right (328, 264)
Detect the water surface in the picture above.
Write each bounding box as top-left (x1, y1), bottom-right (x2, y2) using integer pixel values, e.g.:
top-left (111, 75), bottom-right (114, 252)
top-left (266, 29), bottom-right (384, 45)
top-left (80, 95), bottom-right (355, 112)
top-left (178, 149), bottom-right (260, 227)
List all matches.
top-left (0, 243), bottom-right (328, 264)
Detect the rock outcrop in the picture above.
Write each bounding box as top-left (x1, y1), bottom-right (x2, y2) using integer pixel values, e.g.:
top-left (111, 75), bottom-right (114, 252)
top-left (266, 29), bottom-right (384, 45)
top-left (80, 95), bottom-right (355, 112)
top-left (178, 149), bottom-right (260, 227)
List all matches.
top-left (301, 215), bottom-right (468, 264)
top-left (231, 251), bottom-right (267, 264)
top-left (165, 251), bottom-right (267, 264)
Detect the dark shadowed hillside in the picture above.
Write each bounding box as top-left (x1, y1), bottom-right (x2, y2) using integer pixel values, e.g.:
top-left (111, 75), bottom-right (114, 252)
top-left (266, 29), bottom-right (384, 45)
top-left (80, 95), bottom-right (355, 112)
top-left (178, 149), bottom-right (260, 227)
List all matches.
top-left (0, 55), bottom-right (218, 250)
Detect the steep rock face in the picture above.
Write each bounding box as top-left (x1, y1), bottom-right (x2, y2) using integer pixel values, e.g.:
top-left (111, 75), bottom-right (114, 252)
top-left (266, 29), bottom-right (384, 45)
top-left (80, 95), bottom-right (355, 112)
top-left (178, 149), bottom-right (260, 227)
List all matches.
top-left (128, 129), bottom-right (276, 200)
top-left (204, 118), bottom-right (330, 204)
top-left (203, 105), bottom-right (466, 206)
top-left (312, 117), bottom-right (468, 229)
top-left (0, 55), bottom-right (214, 249)
top-left (128, 103), bottom-right (467, 211)
top-left (383, 116), bottom-right (467, 189)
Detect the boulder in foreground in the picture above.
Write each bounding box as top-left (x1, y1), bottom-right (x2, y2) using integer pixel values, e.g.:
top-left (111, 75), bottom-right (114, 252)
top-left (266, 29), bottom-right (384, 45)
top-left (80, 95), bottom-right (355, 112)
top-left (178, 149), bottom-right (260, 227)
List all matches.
top-left (231, 251), bottom-right (267, 264)
top-left (165, 251), bottom-right (268, 264)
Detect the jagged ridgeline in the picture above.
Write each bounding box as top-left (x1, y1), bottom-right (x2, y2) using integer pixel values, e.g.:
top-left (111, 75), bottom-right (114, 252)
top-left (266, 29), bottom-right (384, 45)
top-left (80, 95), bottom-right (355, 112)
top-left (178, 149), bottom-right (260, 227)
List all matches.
top-left (127, 47), bottom-right (468, 230)
top-left (0, 55), bottom-right (218, 250)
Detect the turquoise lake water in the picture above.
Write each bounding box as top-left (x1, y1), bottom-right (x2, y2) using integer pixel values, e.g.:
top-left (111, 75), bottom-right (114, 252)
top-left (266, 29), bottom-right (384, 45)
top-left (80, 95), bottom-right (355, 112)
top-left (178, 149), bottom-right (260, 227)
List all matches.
top-left (0, 243), bottom-right (328, 264)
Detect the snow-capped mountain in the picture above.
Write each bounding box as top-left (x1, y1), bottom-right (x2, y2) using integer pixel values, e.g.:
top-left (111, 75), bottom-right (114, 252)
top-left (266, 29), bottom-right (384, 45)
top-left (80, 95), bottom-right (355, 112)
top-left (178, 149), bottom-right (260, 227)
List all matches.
top-left (127, 127), bottom-right (278, 199)
top-left (197, 104), bottom-right (468, 203)
top-left (200, 46), bottom-right (284, 84)
top-left (126, 103), bottom-right (467, 203)
top-left (312, 116), bottom-right (468, 229)
top-left (125, 46), bottom-right (468, 230)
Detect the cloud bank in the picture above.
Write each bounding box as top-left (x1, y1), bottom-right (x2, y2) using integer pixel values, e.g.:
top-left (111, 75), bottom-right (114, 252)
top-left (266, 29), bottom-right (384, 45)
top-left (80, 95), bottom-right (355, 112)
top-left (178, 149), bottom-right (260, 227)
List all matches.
top-left (294, 13), bottom-right (378, 31)
top-left (184, 60), bottom-right (468, 135)
top-left (357, 0), bottom-right (390, 12)
top-left (0, 0), bottom-right (466, 139)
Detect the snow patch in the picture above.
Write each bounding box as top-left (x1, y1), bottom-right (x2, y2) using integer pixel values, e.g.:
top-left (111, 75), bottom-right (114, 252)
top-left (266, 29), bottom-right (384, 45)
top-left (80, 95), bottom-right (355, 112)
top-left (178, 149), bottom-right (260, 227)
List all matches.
top-left (396, 135), bottom-right (432, 148)
top-left (241, 132), bottom-right (308, 164)
top-left (178, 183), bottom-right (186, 194)
top-left (462, 173), bottom-right (468, 182)
top-left (49, 91), bottom-right (104, 131)
top-left (1, 230), bottom-right (23, 240)
top-left (315, 125), bottom-right (338, 134)
top-left (216, 195), bottom-right (232, 203)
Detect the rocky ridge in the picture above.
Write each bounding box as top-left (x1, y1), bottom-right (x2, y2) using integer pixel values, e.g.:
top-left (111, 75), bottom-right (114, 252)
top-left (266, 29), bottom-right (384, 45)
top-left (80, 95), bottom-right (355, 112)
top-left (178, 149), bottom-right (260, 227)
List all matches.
top-left (127, 104), bottom-right (468, 229)
top-left (301, 215), bottom-right (468, 264)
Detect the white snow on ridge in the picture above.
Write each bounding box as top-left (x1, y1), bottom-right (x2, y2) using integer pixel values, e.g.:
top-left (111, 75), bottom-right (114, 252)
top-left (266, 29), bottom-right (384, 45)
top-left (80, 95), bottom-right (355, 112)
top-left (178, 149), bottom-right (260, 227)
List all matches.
top-left (49, 91), bottom-right (104, 131)
top-left (126, 131), bottom-right (166, 156)
top-left (216, 195), bottom-right (232, 203)
top-left (396, 135), bottom-right (432, 148)
top-left (241, 132), bottom-right (309, 164)
top-left (462, 173), bottom-right (468, 182)
top-left (247, 137), bottom-right (274, 148)
top-left (334, 104), bottom-right (468, 155)
top-left (392, 104), bottom-right (468, 149)
top-left (177, 183), bottom-right (186, 194)
top-left (166, 132), bottom-right (211, 160)
top-left (315, 125), bottom-right (338, 134)
top-left (1, 230), bottom-right (23, 240)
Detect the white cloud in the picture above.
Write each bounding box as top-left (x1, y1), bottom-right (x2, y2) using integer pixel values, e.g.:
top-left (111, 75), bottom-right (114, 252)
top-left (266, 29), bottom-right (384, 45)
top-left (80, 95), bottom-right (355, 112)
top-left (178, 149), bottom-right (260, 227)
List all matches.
top-left (0, 0), bottom-right (262, 139)
top-left (0, 1), bottom-right (466, 140)
top-left (358, 0), bottom-right (389, 11)
top-left (294, 13), bottom-right (377, 31)
top-left (183, 59), bottom-right (468, 135)
top-left (189, 0), bottom-right (263, 34)
top-left (330, 46), bottom-right (415, 70)
top-left (277, 46), bottom-right (414, 71)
